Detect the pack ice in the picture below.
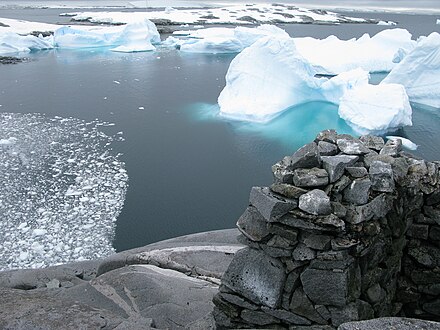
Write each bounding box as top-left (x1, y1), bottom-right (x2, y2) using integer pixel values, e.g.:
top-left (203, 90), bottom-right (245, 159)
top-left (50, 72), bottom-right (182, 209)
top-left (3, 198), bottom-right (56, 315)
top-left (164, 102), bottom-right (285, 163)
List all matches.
top-left (0, 32), bottom-right (53, 55)
top-left (381, 32), bottom-right (440, 109)
top-left (0, 113), bottom-right (128, 270)
top-left (218, 36), bottom-right (412, 134)
top-left (53, 18), bottom-right (160, 52)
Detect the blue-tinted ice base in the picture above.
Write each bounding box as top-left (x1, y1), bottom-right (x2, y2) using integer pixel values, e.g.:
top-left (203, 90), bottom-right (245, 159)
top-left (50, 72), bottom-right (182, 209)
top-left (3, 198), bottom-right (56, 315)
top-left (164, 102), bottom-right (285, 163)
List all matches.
top-left (0, 113), bottom-right (128, 270)
top-left (190, 101), bottom-right (356, 151)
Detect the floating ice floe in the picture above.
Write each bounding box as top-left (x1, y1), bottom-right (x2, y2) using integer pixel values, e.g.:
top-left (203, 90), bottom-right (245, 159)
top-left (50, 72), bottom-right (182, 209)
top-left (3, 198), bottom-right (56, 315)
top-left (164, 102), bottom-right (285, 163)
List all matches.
top-left (0, 113), bottom-right (128, 270)
top-left (338, 83), bottom-right (412, 135)
top-left (0, 32), bottom-right (53, 55)
top-left (381, 32), bottom-right (440, 109)
top-left (293, 29), bottom-right (416, 74)
top-left (62, 4), bottom-right (371, 26)
top-left (437, 19), bottom-right (440, 25)
top-left (217, 36), bottom-right (370, 122)
top-left (53, 18), bottom-right (160, 52)
top-left (386, 136), bottom-right (418, 150)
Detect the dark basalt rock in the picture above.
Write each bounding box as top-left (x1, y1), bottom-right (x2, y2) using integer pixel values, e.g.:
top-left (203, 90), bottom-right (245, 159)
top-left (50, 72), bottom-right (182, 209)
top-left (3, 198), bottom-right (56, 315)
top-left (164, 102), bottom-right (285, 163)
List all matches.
top-left (214, 130), bottom-right (440, 329)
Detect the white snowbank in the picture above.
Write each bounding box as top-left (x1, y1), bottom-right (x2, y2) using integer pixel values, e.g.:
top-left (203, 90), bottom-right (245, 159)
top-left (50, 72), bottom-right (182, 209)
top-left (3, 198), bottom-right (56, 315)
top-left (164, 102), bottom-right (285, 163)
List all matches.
top-left (294, 29), bottom-right (416, 74)
top-left (217, 36), bottom-right (369, 122)
top-left (53, 18), bottom-right (159, 51)
top-left (63, 4), bottom-right (368, 26)
top-left (381, 32), bottom-right (440, 108)
top-left (338, 83), bottom-right (412, 134)
top-left (377, 20), bottom-right (397, 26)
top-left (386, 136), bottom-right (418, 150)
top-left (0, 17), bottom-right (60, 35)
top-left (0, 32), bottom-right (53, 55)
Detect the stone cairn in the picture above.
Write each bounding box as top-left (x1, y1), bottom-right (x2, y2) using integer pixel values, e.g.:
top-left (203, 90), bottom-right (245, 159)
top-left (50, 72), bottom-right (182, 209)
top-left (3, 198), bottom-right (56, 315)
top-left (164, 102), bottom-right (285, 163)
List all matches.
top-left (213, 130), bottom-right (440, 329)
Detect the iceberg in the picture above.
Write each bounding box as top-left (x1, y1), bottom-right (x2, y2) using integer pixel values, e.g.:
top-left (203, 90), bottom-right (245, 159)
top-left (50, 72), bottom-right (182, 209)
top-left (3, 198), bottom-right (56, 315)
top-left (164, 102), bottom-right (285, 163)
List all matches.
top-left (171, 25), bottom-right (289, 54)
top-left (53, 18), bottom-right (160, 52)
top-left (381, 32), bottom-right (440, 108)
top-left (0, 32), bottom-right (53, 55)
top-left (338, 83), bottom-right (412, 134)
top-left (294, 29), bottom-right (416, 74)
top-left (217, 36), bottom-right (369, 122)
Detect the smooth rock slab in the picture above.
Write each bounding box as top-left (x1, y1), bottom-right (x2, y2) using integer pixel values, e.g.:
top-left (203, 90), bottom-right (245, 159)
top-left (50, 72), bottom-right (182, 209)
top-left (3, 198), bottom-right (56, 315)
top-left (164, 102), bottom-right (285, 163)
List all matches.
top-left (299, 189), bottom-right (332, 215)
top-left (249, 186), bottom-right (297, 221)
top-left (222, 247), bottom-right (286, 308)
top-left (293, 167), bottom-right (329, 187)
top-left (321, 155), bottom-right (359, 183)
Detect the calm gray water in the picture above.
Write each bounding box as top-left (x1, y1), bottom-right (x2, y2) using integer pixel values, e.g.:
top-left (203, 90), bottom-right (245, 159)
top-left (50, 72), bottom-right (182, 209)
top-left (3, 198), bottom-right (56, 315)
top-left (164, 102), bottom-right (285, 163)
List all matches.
top-left (1, 10), bottom-right (440, 251)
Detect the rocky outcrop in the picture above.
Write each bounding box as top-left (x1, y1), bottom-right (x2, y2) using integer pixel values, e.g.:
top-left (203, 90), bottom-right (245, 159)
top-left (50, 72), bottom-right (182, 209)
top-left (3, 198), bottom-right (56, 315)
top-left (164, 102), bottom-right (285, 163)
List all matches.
top-left (0, 229), bottom-right (244, 329)
top-left (213, 130), bottom-right (440, 328)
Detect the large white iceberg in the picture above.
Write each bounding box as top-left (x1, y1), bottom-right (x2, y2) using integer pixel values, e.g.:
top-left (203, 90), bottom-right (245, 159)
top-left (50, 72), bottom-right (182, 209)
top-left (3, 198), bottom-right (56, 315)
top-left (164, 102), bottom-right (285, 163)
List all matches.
top-left (381, 32), bottom-right (440, 108)
top-left (294, 29), bottom-right (416, 74)
top-left (173, 25), bottom-right (289, 54)
top-left (0, 32), bottom-right (53, 55)
top-left (338, 83), bottom-right (412, 134)
top-left (53, 19), bottom-right (160, 52)
top-left (217, 36), bottom-right (369, 122)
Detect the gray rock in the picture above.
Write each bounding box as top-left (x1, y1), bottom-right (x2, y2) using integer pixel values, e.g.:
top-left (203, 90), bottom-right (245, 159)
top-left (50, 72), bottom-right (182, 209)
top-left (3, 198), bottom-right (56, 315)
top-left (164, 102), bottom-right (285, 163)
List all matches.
top-left (301, 264), bottom-right (361, 307)
top-left (315, 129), bottom-right (338, 144)
top-left (270, 183), bottom-right (308, 199)
top-left (284, 142), bottom-right (320, 170)
top-left (299, 189), bottom-right (331, 215)
top-left (333, 175), bottom-right (352, 193)
top-left (363, 153), bottom-right (394, 168)
top-left (330, 300), bottom-right (373, 327)
top-left (237, 206), bottom-right (270, 242)
top-left (316, 305), bottom-right (331, 322)
top-left (249, 186), bottom-right (297, 222)
top-left (267, 235), bottom-right (292, 248)
top-left (46, 278), bottom-right (61, 289)
top-left (332, 202), bottom-right (347, 218)
top-left (301, 232), bottom-right (332, 250)
top-left (279, 215), bottom-right (342, 233)
top-left (337, 138), bottom-right (370, 155)
top-left (321, 155), bottom-right (359, 183)
top-left (261, 306), bottom-right (312, 325)
top-left (269, 224), bottom-right (298, 242)
top-left (293, 167), bottom-right (329, 187)
top-left (406, 224), bottom-right (429, 240)
top-left (290, 287), bottom-right (327, 324)
top-left (338, 317), bottom-right (440, 330)
top-left (366, 284), bottom-right (385, 304)
top-left (220, 292), bottom-right (259, 311)
top-left (345, 195), bottom-right (385, 225)
top-left (261, 244), bottom-right (293, 258)
top-left (380, 138), bottom-right (402, 156)
top-left (222, 248), bottom-right (286, 308)
top-left (314, 214), bottom-right (345, 232)
top-left (272, 161), bottom-right (295, 184)
top-left (318, 140), bottom-right (338, 156)
top-left (345, 166), bottom-right (368, 178)
top-left (292, 243), bottom-right (316, 261)
top-left (423, 298), bottom-right (440, 317)
top-left (240, 309), bottom-right (279, 326)
top-left (369, 161), bottom-right (395, 192)
top-left (359, 135), bottom-right (385, 151)
top-left (343, 178), bottom-right (371, 205)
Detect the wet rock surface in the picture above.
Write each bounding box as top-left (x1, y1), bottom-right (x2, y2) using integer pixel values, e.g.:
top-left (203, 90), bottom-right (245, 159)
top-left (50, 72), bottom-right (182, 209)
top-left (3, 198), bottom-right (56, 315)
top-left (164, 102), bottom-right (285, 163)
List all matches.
top-left (214, 131), bottom-right (440, 329)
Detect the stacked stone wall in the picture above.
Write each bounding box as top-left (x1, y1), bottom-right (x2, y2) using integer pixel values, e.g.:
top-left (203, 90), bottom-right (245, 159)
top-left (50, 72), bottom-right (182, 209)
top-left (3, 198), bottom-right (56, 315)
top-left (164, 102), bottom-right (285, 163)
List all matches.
top-left (213, 130), bottom-right (440, 329)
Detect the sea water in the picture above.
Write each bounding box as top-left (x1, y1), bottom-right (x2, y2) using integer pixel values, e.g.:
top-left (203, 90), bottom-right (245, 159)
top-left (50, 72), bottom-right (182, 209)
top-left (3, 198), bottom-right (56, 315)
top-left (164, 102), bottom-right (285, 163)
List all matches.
top-left (0, 10), bottom-right (439, 261)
